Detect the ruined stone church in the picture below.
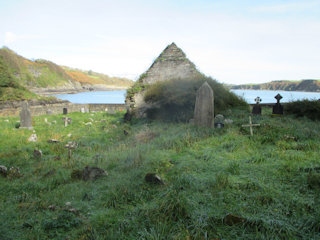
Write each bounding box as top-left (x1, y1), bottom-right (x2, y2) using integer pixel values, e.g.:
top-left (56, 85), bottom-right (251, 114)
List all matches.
top-left (125, 42), bottom-right (203, 118)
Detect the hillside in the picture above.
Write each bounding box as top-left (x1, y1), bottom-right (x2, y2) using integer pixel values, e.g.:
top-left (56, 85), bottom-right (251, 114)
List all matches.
top-left (0, 47), bottom-right (133, 96)
top-left (231, 79), bottom-right (320, 92)
top-left (0, 54), bottom-right (41, 101)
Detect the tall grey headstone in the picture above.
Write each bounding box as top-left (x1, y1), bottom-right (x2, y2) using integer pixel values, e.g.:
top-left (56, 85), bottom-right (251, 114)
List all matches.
top-left (194, 82), bottom-right (214, 128)
top-left (20, 102), bottom-right (33, 129)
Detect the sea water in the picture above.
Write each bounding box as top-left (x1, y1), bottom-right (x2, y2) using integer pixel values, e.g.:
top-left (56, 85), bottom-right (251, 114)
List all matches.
top-left (54, 90), bottom-right (320, 104)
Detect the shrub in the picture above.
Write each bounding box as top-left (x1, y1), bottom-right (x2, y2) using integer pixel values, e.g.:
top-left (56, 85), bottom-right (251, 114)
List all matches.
top-left (285, 100), bottom-right (320, 121)
top-left (143, 76), bottom-right (248, 122)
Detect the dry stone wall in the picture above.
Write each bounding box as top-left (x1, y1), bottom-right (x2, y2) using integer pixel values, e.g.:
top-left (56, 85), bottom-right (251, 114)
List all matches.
top-left (0, 102), bottom-right (125, 116)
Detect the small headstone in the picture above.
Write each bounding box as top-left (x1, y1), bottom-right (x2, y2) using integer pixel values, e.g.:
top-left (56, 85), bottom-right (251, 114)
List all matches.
top-left (0, 165), bottom-right (7, 177)
top-left (82, 166), bottom-right (107, 181)
top-left (44, 118), bottom-right (48, 123)
top-left (223, 214), bottom-right (246, 226)
top-left (85, 108), bottom-right (90, 113)
top-left (252, 96), bottom-right (262, 115)
top-left (194, 82), bottom-right (214, 128)
top-left (189, 118), bottom-right (194, 125)
top-left (19, 102), bottom-right (33, 129)
top-left (214, 114), bottom-right (225, 128)
top-left (28, 134), bottom-right (37, 142)
top-left (80, 107), bottom-right (85, 113)
top-left (52, 120), bottom-right (57, 124)
top-left (63, 108), bottom-right (68, 115)
top-left (272, 94), bottom-right (283, 115)
top-left (46, 109), bottom-right (53, 115)
top-left (67, 133), bottom-right (72, 137)
top-left (145, 173), bottom-right (165, 185)
top-left (33, 149), bottom-right (42, 159)
top-left (4, 119), bottom-right (9, 122)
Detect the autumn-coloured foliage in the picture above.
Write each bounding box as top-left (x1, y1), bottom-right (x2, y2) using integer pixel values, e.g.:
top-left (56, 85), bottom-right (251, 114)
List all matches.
top-left (66, 71), bottom-right (104, 84)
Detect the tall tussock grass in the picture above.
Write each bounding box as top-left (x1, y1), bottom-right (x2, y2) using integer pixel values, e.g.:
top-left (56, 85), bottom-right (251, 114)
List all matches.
top-left (144, 76), bottom-right (248, 122)
top-left (285, 99), bottom-right (320, 121)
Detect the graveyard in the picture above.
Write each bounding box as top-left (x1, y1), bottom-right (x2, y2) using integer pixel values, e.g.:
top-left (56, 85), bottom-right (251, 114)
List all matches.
top-left (1, 42), bottom-right (320, 240)
top-left (1, 101), bottom-right (320, 239)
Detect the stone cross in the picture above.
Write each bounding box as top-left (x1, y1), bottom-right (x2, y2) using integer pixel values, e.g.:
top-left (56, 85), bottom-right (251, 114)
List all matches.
top-left (62, 117), bottom-right (72, 127)
top-left (65, 142), bottom-right (78, 160)
top-left (275, 94), bottom-right (282, 103)
top-left (252, 96), bottom-right (262, 115)
top-left (272, 93), bottom-right (283, 115)
top-left (242, 116), bottom-right (260, 136)
top-left (19, 102), bottom-right (33, 129)
top-left (255, 97), bottom-right (262, 104)
top-left (194, 82), bottom-right (214, 128)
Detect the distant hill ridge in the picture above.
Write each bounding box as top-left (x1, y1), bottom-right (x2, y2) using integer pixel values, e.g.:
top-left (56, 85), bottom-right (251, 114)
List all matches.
top-left (0, 47), bottom-right (133, 96)
top-left (231, 79), bottom-right (320, 92)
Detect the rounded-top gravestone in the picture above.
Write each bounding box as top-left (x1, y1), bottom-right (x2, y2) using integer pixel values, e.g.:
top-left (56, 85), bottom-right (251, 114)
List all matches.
top-left (194, 82), bottom-right (214, 128)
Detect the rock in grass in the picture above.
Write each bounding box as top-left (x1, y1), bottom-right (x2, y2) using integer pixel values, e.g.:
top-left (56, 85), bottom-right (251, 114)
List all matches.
top-left (71, 166), bottom-right (107, 181)
top-left (145, 173), bottom-right (165, 185)
top-left (28, 134), bottom-right (37, 142)
top-left (42, 170), bottom-right (56, 178)
top-left (0, 165), bottom-right (7, 177)
top-left (223, 214), bottom-right (246, 226)
top-left (7, 167), bottom-right (22, 178)
top-left (71, 169), bottom-right (83, 180)
top-left (307, 172), bottom-right (320, 189)
top-left (82, 166), bottom-right (107, 181)
top-left (47, 139), bottom-right (60, 143)
top-left (33, 149), bottom-right (42, 159)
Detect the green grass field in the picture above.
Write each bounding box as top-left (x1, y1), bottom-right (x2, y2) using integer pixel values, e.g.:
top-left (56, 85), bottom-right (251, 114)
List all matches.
top-left (1, 109), bottom-right (320, 239)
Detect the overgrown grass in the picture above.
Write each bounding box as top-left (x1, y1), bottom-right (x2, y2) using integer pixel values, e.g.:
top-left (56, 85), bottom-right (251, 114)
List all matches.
top-left (285, 99), bottom-right (320, 121)
top-left (1, 109), bottom-right (320, 239)
top-left (143, 76), bottom-right (249, 121)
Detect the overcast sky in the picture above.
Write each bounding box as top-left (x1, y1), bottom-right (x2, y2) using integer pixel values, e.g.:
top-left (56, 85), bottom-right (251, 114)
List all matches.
top-left (1, 0), bottom-right (319, 84)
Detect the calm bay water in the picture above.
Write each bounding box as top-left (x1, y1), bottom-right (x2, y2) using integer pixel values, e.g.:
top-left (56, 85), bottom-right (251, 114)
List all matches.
top-left (54, 89), bottom-right (320, 104)
top-left (54, 90), bottom-right (127, 104)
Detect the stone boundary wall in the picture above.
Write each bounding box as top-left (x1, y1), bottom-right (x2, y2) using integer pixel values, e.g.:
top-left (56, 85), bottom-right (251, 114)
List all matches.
top-left (0, 103), bottom-right (126, 117)
top-left (249, 103), bottom-right (288, 108)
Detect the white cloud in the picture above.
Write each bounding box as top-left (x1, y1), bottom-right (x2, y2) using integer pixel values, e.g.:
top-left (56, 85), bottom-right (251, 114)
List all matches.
top-left (4, 32), bottom-right (43, 45)
top-left (4, 32), bottom-right (17, 44)
top-left (250, 1), bottom-right (320, 13)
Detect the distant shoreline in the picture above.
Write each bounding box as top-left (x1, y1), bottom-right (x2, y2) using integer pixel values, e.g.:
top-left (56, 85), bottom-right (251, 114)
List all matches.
top-left (31, 86), bottom-right (129, 96)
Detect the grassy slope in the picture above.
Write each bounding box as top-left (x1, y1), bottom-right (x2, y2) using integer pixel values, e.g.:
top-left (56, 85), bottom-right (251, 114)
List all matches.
top-left (0, 47), bottom-right (133, 90)
top-left (1, 109), bottom-right (320, 239)
top-left (0, 55), bottom-right (40, 101)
